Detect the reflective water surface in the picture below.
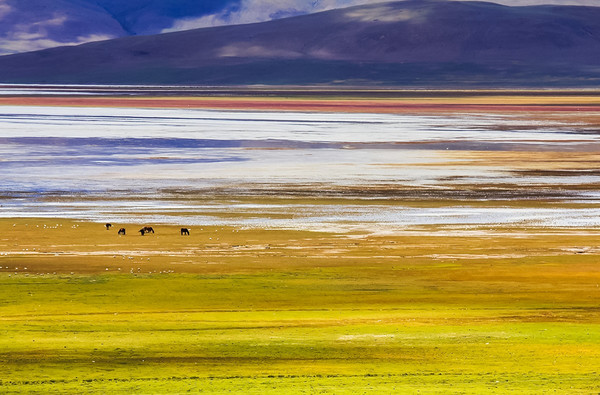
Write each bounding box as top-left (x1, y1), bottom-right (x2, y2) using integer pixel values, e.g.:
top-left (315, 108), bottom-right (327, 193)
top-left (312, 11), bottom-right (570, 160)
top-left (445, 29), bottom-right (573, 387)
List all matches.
top-left (1, 103), bottom-right (600, 230)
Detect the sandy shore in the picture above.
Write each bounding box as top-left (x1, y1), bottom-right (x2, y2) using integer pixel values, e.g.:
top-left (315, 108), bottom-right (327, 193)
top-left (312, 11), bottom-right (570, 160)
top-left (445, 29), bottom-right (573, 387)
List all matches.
top-left (2, 217), bottom-right (600, 274)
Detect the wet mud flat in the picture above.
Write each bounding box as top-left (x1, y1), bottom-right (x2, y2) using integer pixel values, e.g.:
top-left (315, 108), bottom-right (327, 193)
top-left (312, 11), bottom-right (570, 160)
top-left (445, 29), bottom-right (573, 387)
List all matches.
top-left (2, 90), bottom-right (600, 229)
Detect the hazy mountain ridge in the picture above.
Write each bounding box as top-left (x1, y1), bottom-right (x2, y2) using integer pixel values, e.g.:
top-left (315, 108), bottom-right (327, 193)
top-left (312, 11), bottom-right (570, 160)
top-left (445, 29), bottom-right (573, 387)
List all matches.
top-left (1, 0), bottom-right (600, 86)
top-left (1, 0), bottom-right (599, 55)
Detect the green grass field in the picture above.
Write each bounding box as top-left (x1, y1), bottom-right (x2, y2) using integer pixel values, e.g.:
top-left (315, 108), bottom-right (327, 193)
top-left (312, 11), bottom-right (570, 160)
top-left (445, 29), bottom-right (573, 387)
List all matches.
top-left (1, 218), bottom-right (599, 393)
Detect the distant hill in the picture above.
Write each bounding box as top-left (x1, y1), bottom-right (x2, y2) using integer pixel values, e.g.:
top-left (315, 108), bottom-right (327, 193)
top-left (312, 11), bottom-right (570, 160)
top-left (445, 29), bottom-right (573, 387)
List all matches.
top-left (2, 0), bottom-right (599, 55)
top-left (1, 0), bottom-right (600, 86)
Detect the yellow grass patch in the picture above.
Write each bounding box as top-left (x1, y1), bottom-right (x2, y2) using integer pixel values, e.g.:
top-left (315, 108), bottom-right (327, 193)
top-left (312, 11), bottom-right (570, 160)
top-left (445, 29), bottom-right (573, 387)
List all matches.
top-left (1, 218), bottom-right (599, 393)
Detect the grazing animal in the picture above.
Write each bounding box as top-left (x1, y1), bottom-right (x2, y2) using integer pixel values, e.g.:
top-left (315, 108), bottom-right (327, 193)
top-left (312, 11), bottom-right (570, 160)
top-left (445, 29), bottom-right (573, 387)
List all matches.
top-left (105, 223), bottom-right (112, 230)
top-left (118, 228), bottom-right (126, 235)
top-left (141, 226), bottom-right (154, 234)
top-left (181, 228), bottom-right (190, 235)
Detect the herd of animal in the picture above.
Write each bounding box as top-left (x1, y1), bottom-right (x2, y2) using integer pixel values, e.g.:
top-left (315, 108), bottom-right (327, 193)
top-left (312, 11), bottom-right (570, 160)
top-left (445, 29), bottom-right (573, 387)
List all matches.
top-left (105, 223), bottom-right (190, 236)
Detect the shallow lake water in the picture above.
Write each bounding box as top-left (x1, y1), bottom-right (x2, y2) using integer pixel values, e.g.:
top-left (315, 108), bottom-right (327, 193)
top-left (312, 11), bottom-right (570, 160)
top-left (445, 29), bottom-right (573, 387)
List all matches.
top-left (1, 103), bottom-right (600, 230)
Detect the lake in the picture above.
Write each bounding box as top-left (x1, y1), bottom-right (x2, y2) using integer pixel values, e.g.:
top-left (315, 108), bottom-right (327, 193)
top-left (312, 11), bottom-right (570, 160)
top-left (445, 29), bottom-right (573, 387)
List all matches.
top-left (2, 94), bottom-right (600, 231)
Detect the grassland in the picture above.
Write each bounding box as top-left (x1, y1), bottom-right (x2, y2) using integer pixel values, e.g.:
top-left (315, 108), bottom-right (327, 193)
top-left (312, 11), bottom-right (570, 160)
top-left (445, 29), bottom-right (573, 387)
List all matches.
top-left (1, 218), bottom-right (599, 393)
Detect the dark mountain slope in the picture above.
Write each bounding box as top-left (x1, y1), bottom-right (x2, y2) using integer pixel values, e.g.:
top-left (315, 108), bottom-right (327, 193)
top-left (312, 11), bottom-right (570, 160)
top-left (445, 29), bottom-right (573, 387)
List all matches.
top-left (1, 0), bottom-right (599, 86)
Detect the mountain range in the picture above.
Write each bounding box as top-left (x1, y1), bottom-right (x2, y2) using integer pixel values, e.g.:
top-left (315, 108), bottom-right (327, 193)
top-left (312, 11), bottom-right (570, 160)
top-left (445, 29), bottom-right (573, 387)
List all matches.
top-left (0, 0), bottom-right (599, 86)
top-left (1, 0), bottom-right (598, 55)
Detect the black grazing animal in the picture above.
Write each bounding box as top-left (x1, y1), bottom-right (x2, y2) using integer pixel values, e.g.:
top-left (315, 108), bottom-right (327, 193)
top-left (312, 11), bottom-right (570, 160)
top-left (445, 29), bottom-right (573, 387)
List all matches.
top-left (141, 226), bottom-right (154, 234)
top-left (181, 228), bottom-right (190, 235)
top-left (105, 223), bottom-right (112, 230)
top-left (118, 228), bottom-right (126, 235)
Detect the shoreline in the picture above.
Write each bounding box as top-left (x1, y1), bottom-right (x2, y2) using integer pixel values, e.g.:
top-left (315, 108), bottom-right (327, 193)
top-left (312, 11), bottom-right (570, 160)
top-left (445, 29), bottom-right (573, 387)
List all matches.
top-left (2, 217), bottom-right (600, 274)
